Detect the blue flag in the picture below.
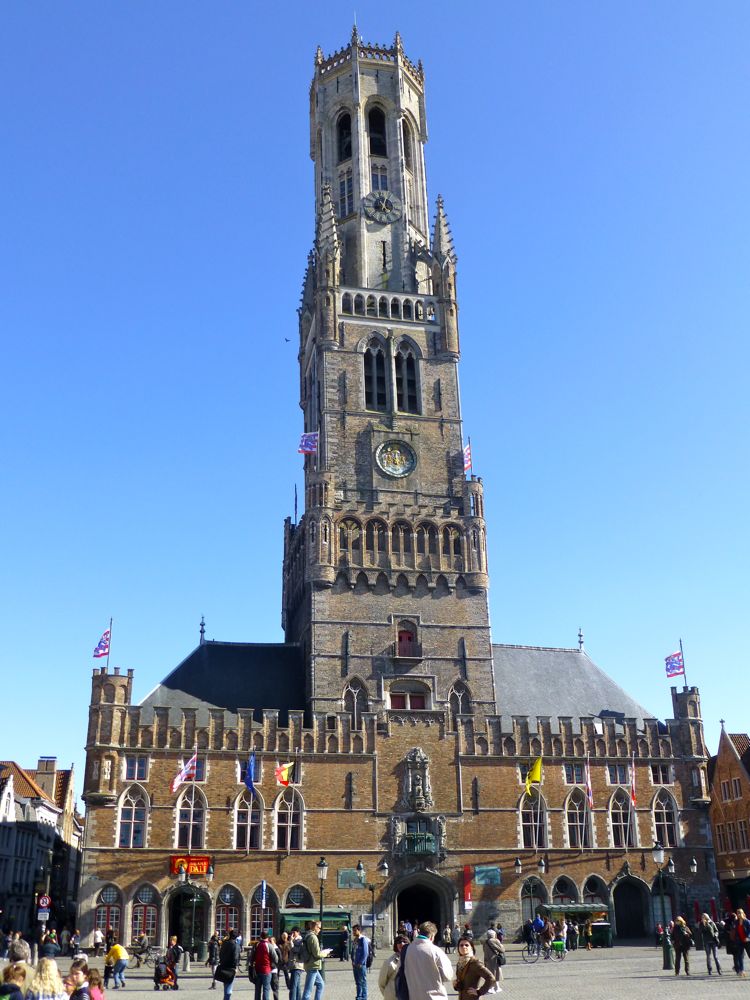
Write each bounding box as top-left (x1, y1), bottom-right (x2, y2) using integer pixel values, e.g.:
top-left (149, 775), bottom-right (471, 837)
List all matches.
top-left (244, 751), bottom-right (257, 797)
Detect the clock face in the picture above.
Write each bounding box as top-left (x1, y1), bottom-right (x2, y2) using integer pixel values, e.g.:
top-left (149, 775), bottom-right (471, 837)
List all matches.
top-left (363, 190), bottom-right (403, 225)
top-left (375, 440), bottom-right (416, 478)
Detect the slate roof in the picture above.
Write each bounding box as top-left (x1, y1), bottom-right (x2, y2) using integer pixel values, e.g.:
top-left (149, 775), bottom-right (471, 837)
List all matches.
top-left (139, 641), bottom-right (306, 726)
top-left (491, 644), bottom-right (657, 729)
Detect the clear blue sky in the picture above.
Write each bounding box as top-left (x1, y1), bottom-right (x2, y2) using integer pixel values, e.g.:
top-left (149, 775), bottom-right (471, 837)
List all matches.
top-left (2, 2), bottom-right (748, 806)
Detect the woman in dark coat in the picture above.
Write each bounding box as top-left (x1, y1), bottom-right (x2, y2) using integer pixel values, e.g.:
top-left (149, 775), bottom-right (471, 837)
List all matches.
top-left (453, 938), bottom-right (496, 1000)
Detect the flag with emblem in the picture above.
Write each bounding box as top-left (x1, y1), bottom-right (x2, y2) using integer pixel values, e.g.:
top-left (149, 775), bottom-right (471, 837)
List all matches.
top-left (298, 431), bottom-right (319, 454)
top-left (463, 442), bottom-right (472, 472)
top-left (665, 650), bottom-right (684, 678)
top-left (585, 754), bottom-right (594, 809)
top-left (244, 751), bottom-right (257, 798)
top-left (93, 629), bottom-right (111, 659)
top-left (525, 756), bottom-right (542, 797)
top-left (629, 753), bottom-right (637, 807)
top-left (171, 751), bottom-right (198, 794)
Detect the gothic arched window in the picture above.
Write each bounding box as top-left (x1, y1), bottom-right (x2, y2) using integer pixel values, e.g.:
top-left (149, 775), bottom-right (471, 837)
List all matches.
top-left (552, 876), bottom-right (578, 904)
top-left (395, 343), bottom-right (419, 413)
top-left (215, 885), bottom-right (242, 936)
top-left (96, 885), bottom-right (121, 939)
top-left (235, 792), bottom-right (262, 851)
top-left (402, 119), bottom-right (414, 172)
top-left (177, 786), bottom-right (206, 849)
top-left (250, 884), bottom-right (278, 939)
top-left (566, 788), bottom-right (592, 848)
top-left (610, 789), bottom-right (636, 848)
top-left (286, 884), bottom-right (314, 909)
top-left (364, 339), bottom-right (387, 411)
top-left (521, 877), bottom-right (546, 921)
top-left (521, 790), bottom-right (548, 849)
top-left (275, 788), bottom-right (303, 851)
top-left (339, 518), bottom-right (361, 559)
top-left (337, 113), bottom-right (352, 163)
top-left (118, 787), bottom-right (147, 848)
top-left (343, 679), bottom-right (368, 731)
top-left (654, 790), bottom-right (678, 848)
top-left (365, 519), bottom-right (386, 557)
top-left (368, 107), bottom-right (387, 157)
top-left (448, 682), bottom-right (471, 730)
top-left (338, 167), bottom-right (353, 218)
top-left (131, 884), bottom-right (158, 942)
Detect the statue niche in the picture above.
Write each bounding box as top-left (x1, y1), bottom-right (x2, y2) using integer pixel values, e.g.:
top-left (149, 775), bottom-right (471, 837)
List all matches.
top-left (398, 747), bottom-right (434, 812)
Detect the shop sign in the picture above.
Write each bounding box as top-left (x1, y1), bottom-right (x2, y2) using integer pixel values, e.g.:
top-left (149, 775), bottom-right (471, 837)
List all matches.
top-left (170, 854), bottom-right (211, 876)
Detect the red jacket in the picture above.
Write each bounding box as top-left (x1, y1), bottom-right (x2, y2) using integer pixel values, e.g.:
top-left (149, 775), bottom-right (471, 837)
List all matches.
top-left (254, 940), bottom-right (272, 975)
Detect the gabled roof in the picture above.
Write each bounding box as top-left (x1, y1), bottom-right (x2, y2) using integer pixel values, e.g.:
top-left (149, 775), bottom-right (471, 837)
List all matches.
top-left (492, 644), bottom-right (657, 728)
top-left (0, 761), bottom-right (56, 804)
top-left (139, 640), bottom-right (306, 726)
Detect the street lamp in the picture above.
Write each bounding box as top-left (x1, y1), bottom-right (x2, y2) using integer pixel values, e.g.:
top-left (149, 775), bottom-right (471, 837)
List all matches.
top-left (652, 843), bottom-right (674, 971)
top-left (317, 856), bottom-right (329, 925)
top-left (537, 857), bottom-right (547, 875)
top-left (689, 857), bottom-right (698, 876)
top-left (514, 858), bottom-right (522, 877)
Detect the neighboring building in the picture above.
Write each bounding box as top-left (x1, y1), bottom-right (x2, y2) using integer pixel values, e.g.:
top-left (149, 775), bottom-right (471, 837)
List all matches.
top-left (0, 758), bottom-right (82, 933)
top-left (78, 28), bottom-right (718, 949)
top-left (708, 726), bottom-right (750, 910)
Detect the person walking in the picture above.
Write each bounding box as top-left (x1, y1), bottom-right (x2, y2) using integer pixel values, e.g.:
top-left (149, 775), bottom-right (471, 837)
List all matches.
top-left (165, 936), bottom-right (183, 990)
top-left (699, 913), bottom-right (722, 975)
top-left (402, 922), bottom-right (453, 1000)
top-left (670, 916), bottom-right (693, 976)
top-left (215, 928), bottom-right (241, 1000)
top-left (453, 937), bottom-right (496, 1000)
top-left (287, 928), bottom-right (305, 1000)
top-left (207, 933), bottom-right (220, 988)
top-left (441, 926), bottom-right (451, 954)
top-left (735, 908), bottom-right (750, 976)
top-left (450, 925), bottom-right (461, 952)
top-left (377, 936), bottom-right (407, 1000)
top-left (103, 939), bottom-right (128, 990)
top-left (481, 929), bottom-right (503, 989)
top-left (339, 925), bottom-right (350, 963)
top-left (92, 930), bottom-right (104, 959)
top-left (351, 925), bottom-right (370, 1000)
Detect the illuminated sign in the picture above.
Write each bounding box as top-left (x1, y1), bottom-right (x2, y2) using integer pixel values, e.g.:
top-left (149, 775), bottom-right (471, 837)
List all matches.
top-left (170, 855), bottom-right (211, 876)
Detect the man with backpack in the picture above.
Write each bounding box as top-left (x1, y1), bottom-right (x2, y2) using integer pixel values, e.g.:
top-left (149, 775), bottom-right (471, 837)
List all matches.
top-left (351, 925), bottom-right (370, 1000)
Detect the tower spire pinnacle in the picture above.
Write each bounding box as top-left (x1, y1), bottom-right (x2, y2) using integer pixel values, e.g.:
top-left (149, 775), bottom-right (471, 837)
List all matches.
top-left (432, 195), bottom-right (456, 262)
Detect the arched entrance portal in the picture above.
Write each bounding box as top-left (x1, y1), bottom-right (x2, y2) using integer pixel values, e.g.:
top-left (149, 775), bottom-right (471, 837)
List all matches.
top-left (169, 887), bottom-right (209, 951)
top-left (397, 884), bottom-right (441, 930)
top-left (389, 870), bottom-right (455, 938)
top-left (613, 878), bottom-right (649, 938)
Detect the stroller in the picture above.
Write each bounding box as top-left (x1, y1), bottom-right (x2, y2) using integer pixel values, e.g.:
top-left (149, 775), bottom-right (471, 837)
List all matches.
top-left (153, 960), bottom-right (178, 991)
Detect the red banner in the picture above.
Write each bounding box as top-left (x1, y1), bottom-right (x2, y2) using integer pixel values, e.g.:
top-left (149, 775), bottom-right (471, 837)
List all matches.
top-left (463, 865), bottom-right (473, 911)
top-left (170, 854), bottom-right (211, 876)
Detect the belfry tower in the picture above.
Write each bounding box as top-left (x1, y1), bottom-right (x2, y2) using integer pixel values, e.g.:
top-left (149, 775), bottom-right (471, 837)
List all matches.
top-left (282, 28), bottom-right (495, 724)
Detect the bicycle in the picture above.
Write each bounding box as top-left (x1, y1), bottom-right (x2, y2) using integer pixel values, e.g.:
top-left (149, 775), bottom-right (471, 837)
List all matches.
top-left (521, 942), bottom-right (539, 964)
top-left (139, 946), bottom-right (165, 968)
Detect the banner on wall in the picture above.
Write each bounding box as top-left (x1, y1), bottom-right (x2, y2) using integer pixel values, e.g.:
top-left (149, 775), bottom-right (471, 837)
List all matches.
top-left (463, 865), bottom-right (473, 910)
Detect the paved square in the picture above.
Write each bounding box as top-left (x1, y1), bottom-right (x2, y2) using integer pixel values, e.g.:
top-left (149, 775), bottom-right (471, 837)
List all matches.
top-left (62, 944), bottom-right (746, 1000)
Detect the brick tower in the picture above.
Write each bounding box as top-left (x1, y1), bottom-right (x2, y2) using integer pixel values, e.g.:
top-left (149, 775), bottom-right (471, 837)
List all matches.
top-left (282, 26), bottom-right (495, 726)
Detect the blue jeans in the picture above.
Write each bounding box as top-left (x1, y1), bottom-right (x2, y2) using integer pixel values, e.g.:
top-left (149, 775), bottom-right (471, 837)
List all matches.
top-left (353, 964), bottom-right (367, 1000)
top-left (301, 969), bottom-right (324, 1000)
top-left (289, 968), bottom-right (302, 1000)
top-left (113, 959), bottom-right (128, 987)
top-left (254, 972), bottom-right (272, 1000)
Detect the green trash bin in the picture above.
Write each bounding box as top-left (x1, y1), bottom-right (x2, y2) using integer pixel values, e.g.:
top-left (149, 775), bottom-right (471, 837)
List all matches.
top-left (196, 941), bottom-right (208, 963)
top-left (590, 922), bottom-right (612, 948)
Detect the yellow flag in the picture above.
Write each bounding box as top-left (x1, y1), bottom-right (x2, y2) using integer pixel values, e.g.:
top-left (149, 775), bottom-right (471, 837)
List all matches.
top-left (525, 756), bottom-right (542, 797)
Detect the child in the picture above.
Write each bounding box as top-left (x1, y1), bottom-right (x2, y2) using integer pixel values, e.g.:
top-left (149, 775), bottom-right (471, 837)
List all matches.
top-left (0, 964), bottom-right (27, 1000)
top-left (87, 968), bottom-right (105, 1000)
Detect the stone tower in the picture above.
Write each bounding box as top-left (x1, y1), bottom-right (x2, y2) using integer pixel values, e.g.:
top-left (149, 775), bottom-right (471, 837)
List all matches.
top-left (282, 28), bottom-right (495, 723)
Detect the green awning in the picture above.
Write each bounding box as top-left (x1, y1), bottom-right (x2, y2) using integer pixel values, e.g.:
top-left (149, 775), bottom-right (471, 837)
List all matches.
top-left (539, 904), bottom-right (609, 916)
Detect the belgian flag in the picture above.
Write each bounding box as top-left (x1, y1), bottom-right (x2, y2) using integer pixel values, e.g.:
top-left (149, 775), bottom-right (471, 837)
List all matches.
top-left (275, 761), bottom-right (298, 786)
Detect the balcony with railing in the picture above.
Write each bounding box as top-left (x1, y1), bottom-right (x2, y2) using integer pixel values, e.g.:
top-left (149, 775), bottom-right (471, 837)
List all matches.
top-left (397, 832), bottom-right (437, 857)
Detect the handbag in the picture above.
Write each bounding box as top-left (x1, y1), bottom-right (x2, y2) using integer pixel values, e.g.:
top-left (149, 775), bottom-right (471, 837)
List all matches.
top-left (215, 968), bottom-right (236, 984)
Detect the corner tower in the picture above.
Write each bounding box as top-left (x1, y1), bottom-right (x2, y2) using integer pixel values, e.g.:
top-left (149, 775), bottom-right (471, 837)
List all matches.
top-left (283, 29), bottom-right (494, 725)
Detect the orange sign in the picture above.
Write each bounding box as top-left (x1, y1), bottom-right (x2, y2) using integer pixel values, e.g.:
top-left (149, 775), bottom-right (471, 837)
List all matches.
top-left (170, 854), bottom-right (211, 876)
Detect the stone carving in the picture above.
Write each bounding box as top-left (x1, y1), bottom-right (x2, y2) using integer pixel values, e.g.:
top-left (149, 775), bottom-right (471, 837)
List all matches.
top-left (398, 747), bottom-right (433, 812)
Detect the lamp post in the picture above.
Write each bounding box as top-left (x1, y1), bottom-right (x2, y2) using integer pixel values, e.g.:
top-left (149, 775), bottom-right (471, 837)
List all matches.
top-left (652, 843), bottom-right (674, 971)
top-left (317, 856), bottom-right (329, 926)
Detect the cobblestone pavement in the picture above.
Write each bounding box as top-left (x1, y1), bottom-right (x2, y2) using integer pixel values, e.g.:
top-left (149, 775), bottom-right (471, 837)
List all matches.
top-left (36, 944), bottom-right (747, 1000)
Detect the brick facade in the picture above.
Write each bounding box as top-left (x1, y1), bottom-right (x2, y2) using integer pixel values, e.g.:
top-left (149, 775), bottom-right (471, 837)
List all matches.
top-left (79, 29), bottom-right (718, 950)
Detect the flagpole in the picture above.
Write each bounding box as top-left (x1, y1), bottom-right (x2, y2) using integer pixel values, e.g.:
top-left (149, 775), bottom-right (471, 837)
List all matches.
top-left (106, 617), bottom-right (113, 670)
top-left (679, 638), bottom-right (689, 688)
